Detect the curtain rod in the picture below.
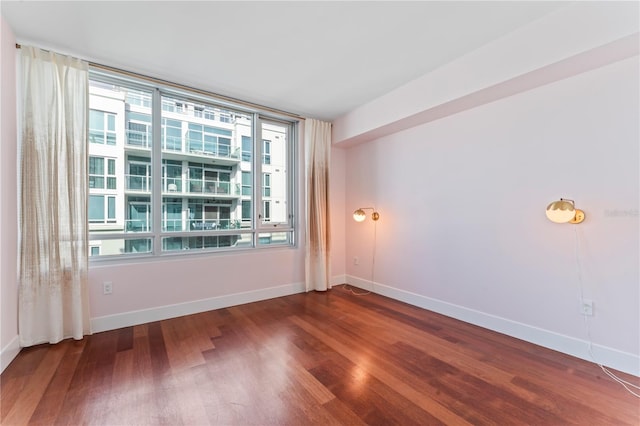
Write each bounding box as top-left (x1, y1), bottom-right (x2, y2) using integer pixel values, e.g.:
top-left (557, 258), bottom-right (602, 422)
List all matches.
top-left (15, 43), bottom-right (304, 120)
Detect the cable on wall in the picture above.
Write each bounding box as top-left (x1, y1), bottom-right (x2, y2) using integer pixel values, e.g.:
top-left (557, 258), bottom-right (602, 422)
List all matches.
top-left (573, 227), bottom-right (640, 398)
top-left (344, 218), bottom-right (376, 296)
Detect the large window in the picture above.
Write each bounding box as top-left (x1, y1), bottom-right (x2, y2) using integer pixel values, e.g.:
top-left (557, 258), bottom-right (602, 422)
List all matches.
top-left (88, 71), bottom-right (297, 259)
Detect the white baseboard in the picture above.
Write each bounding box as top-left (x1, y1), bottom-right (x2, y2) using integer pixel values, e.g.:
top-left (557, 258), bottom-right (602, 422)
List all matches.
top-left (346, 275), bottom-right (640, 377)
top-left (1, 335), bottom-right (20, 374)
top-left (91, 282), bottom-right (306, 333)
top-left (331, 274), bottom-right (347, 287)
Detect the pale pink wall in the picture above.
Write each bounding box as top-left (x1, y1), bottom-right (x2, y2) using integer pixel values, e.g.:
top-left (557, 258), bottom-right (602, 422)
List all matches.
top-left (344, 56), bottom-right (639, 358)
top-left (329, 146), bottom-right (346, 282)
top-left (89, 247), bottom-right (305, 317)
top-left (89, 126), bottom-right (307, 319)
top-left (0, 16), bottom-right (19, 363)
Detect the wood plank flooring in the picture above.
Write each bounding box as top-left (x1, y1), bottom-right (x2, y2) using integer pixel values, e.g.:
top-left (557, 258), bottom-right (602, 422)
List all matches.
top-left (2, 285), bottom-right (639, 425)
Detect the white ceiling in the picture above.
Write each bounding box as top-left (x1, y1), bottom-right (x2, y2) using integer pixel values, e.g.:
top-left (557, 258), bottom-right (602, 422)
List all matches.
top-left (2, 1), bottom-right (568, 121)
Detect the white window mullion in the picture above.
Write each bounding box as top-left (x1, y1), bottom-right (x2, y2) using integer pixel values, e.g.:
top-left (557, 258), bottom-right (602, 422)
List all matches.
top-left (151, 88), bottom-right (163, 254)
top-left (254, 115), bottom-right (263, 244)
top-left (288, 121), bottom-right (297, 235)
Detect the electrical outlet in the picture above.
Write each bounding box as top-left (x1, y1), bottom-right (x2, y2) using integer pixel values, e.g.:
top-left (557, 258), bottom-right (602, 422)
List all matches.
top-left (353, 257), bottom-right (359, 265)
top-left (103, 281), bottom-right (113, 295)
top-left (580, 299), bottom-right (593, 316)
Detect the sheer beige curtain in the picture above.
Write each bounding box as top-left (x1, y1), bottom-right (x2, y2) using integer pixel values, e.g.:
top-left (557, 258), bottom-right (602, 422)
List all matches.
top-left (305, 119), bottom-right (332, 292)
top-left (19, 46), bottom-right (91, 346)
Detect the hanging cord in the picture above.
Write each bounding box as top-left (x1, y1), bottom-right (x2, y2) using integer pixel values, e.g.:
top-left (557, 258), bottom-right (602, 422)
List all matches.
top-left (344, 219), bottom-right (376, 296)
top-left (574, 227), bottom-right (640, 398)
top-left (372, 218), bottom-right (377, 286)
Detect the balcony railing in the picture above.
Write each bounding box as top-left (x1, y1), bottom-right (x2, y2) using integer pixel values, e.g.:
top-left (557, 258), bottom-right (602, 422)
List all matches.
top-left (188, 219), bottom-right (241, 230)
top-left (126, 129), bottom-right (151, 148)
top-left (186, 139), bottom-right (240, 160)
top-left (126, 175), bottom-right (240, 196)
top-left (126, 174), bottom-right (151, 192)
top-left (163, 177), bottom-right (182, 193)
top-left (161, 102), bottom-right (234, 124)
top-left (163, 219), bottom-right (183, 232)
top-left (187, 179), bottom-right (240, 196)
top-left (127, 133), bottom-right (241, 162)
top-left (125, 219), bottom-right (151, 232)
top-left (163, 135), bottom-right (183, 152)
top-left (126, 93), bottom-right (152, 108)
top-left (126, 218), bottom-right (242, 232)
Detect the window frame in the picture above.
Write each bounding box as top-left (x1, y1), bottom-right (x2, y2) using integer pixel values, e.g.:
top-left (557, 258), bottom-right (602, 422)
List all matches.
top-left (254, 118), bottom-right (293, 234)
top-left (88, 69), bottom-right (298, 261)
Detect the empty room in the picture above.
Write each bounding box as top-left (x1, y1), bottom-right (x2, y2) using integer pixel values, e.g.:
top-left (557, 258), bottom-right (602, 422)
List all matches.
top-left (1, 1), bottom-right (639, 424)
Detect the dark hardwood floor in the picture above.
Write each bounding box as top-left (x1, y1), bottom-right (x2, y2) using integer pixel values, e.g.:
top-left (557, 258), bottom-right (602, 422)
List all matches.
top-left (2, 285), bottom-right (639, 425)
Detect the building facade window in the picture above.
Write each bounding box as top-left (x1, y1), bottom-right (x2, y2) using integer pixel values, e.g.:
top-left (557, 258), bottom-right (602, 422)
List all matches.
top-left (263, 200), bottom-right (271, 222)
top-left (262, 139), bottom-right (271, 165)
top-left (127, 111), bottom-right (152, 148)
top-left (242, 135), bottom-right (252, 162)
top-left (89, 156), bottom-right (117, 189)
top-left (242, 171), bottom-right (252, 196)
top-left (186, 122), bottom-right (232, 157)
top-left (126, 89), bottom-right (151, 108)
top-left (241, 200), bottom-right (251, 224)
top-left (89, 195), bottom-right (116, 223)
top-left (88, 70), bottom-right (297, 259)
top-left (263, 173), bottom-right (271, 197)
top-left (107, 158), bottom-right (117, 189)
top-left (126, 158), bottom-right (151, 192)
top-left (162, 118), bottom-right (182, 151)
top-left (89, 157), bottom-right (104, 189)
top-left (89, 109), bottom-right (116, 145)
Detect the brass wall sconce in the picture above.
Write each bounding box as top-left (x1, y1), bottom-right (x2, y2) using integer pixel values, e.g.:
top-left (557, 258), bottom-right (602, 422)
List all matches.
top-left (546, 198), bottom-right (585, 224)
top-left (353, 207), bottom-right (380, 222)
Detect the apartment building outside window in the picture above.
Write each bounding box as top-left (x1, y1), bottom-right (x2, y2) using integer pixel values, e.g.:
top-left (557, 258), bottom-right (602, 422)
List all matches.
top-left (88, 70), bottom-right (297, 259)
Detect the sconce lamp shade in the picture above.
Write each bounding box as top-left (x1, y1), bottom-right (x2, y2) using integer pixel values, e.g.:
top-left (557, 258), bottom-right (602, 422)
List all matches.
top-left (546, 199), bottom-right (575, 223)
top-left (546, 199), bottom-right (585, 224)
top-left (353, 207), bottom-right (380, 222)
top-left (353, 209), bottom-right (367, 222)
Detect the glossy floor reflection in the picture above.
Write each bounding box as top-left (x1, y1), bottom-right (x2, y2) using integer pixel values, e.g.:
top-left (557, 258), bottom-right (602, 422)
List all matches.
top-left (2, 286), bottom-right (639, 425)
